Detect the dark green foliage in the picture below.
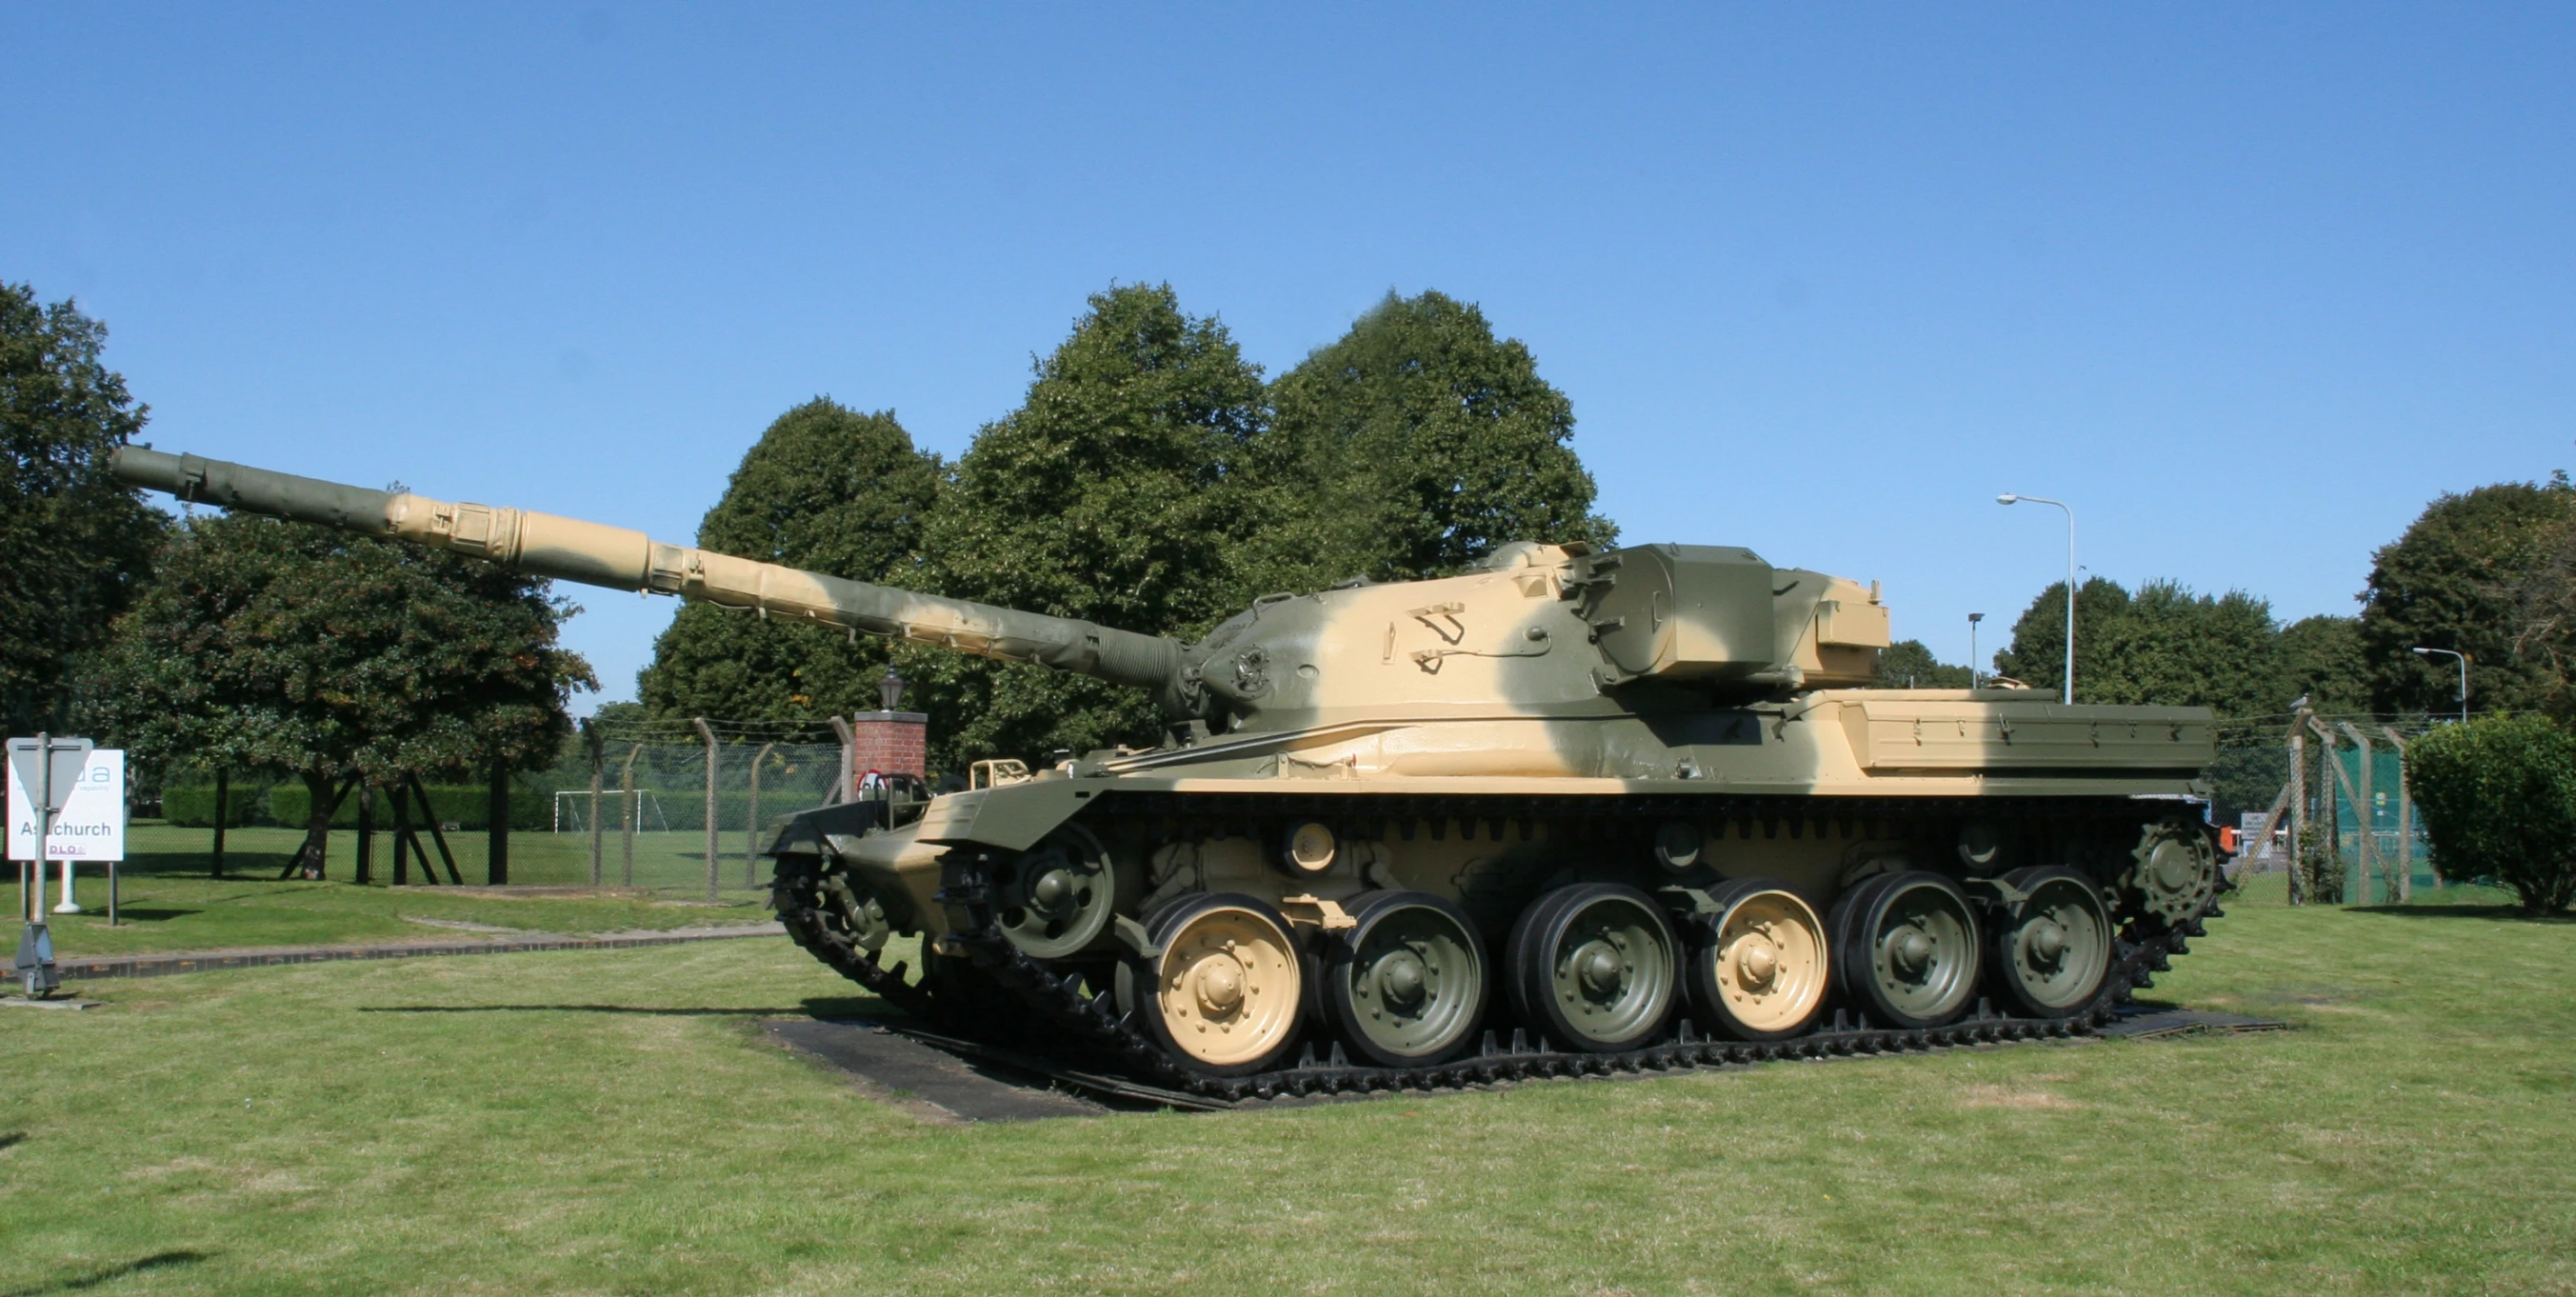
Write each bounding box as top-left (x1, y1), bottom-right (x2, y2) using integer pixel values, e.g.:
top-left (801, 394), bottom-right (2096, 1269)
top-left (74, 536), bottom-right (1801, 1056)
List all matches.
top-left (2406, 714), bottom-right (2576, 912)
top-left (1255, 290), bottom-right (1614, 589)
top-left (910, 284), bottom-right (1268, 768)
top-left (1995, 578), bottom-right (2286, 716)
top-left (640, 399), bottom-right (939, 721)
top-left (2359, 478), bottom-right (2576, 716)
top-left (1872, 640), bottom-right (1971, 689)
top-left (0, 283), bottom-right (168, 733)
top-left (2276, 615), bottom-right (2371, 715)
top-left (85, 513), bottom-right (594, 871)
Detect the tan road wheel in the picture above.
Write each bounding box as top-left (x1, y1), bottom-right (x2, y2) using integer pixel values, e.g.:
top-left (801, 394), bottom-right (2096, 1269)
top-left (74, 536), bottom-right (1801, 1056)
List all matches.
top-left (1686, 879), bottom-right (1828, 1042)
top-left (1135, 894), bottom-right (1305, 1076)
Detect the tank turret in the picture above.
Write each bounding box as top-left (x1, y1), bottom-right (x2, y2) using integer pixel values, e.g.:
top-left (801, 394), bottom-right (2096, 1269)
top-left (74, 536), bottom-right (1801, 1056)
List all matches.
top-left (112, 449), bottom-right (1895, 738)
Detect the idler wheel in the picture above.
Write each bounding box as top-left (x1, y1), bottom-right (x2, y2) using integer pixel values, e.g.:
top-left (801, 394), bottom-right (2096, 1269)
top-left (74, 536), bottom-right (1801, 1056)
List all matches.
top-left (1132, 894), bottom-right (1305, 1076)
top-left (992, 827), bottom-right (1117, 960)
top-left (1686, 879), bottom-right (1829, 1042)
top-left (1987, 866), bottom-right (2112, 1018)
top-left (1322, 890), bottom-right (1488, 1068)
top-left (1507, 883), bottom-right (1678, 1052)
top-left (1828, 872), bottom-right (1982, 1029)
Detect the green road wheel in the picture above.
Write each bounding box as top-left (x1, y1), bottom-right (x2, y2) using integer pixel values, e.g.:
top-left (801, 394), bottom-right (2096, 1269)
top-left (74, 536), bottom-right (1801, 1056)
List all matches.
top-left (1324, 890), bottom-right (1488, 1067)
top-left (1685, 879), bottom-right (1829, 1042)
top-left (1829, 872), bottom-right (1981, 1029)
top-left (1508, 883), bottom-right (1678, 1052)
top-left (992, 827), bottom-right (1117, 960)
top-left (1133, 893), bottom-right (1306, 1077)
top-left (1987, 867), bottom-right (2112, 1018)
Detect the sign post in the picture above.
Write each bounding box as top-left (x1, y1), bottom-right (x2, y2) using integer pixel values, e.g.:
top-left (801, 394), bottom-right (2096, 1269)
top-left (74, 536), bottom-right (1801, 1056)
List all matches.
top-left (8, 734), bottom-right (95, 998)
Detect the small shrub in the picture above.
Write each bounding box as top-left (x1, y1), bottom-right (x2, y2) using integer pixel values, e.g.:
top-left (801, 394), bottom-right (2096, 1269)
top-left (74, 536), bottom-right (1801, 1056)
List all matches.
top-left (2406, 714), bottom-right (2576, 913)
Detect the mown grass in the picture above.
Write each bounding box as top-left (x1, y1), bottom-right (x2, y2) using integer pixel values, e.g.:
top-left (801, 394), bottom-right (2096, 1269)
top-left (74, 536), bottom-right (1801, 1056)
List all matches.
top-left (23, 826), bottom-right (768, 958)
top-left (2, 900), bottom-right (2569, 1295)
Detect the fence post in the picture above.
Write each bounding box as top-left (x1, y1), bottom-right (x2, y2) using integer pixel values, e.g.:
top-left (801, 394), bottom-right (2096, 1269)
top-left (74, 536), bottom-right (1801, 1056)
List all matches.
top-left (746, 741), bottom-right (776, 888)
top-left (694, 717), bottom-right (719, 903)
top-left (211, 769), bottom-right (230, 880)
top-left (2311, 716), bottom-right (2366, 906)
top-left (620, 743), bottom-right (643, 888)
top-left (2338, 723), bottom-right (2376, 904)
top-left (355, 783), bottom-right (374, 886)
top-left (829, 716), bottom-right (855, 805)
top-left (585, 720), bottom-right (604, 888)
top-left (2383, 726), bottom-right (2413, 901)
top-left (488, 756), bottom-right (510, 887)
top-left (2286, 717), bottom-right (2307, 906)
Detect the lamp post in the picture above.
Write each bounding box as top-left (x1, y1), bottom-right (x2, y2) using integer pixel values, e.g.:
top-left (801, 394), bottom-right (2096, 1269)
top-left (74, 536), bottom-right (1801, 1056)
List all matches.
top-left (1997, 493), bottom-right (2075, 705)
top-left (2410, 647), bottom-right (2468, 724)
top-left (1967, 612), bottom-right (1985, 689)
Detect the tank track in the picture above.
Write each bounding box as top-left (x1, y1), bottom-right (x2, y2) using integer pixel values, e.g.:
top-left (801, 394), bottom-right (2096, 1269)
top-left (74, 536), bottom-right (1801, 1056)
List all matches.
top-left (777, 804), bottom-right (2230, 1103)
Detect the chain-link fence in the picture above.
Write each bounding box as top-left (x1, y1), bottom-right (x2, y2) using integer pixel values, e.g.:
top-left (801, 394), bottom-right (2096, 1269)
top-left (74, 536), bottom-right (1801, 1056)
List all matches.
top-left (509, 718), bottom-right (849, 896)
top-left (2213, 712), bottom-right (2441, 905)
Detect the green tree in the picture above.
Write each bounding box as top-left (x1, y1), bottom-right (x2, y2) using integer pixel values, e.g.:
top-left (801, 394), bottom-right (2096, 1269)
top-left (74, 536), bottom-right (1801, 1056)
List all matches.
top-left (1994, 577), bottom-right (2283, 716)
top-left (0, 282), bottom-right (167, 733)
top-left (1254, 290), bottom-right (1613, 589)
top-left (1872, 639), bottom-right (1972, 688)
top-left (910, 284), bottom-right (1268, 767)
top-left (639, 399), bottom-right (940, 722)
top-left (2406, 713), bottom-right (2576, 912)
top-left (2359, 478), bottom-right (2576, 716)
top-left (2275, 614), bottom-right (2370, 715)
top-left (87, 514), bottom-right (594, 875)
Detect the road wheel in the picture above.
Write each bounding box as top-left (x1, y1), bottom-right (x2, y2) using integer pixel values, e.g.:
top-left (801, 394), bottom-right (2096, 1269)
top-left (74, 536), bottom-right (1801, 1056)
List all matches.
top-left (1829, 872), bottom-right (1981, 1028)
top-left (1987, 867), bottom-right (2112, 1018)
top-left (1322, 890), bottom-right (1488, 1067)
top-left (1686, 879), bottom-right (1829, 1042)
top-left (1507, 883), bottom-right (1678, 1052)
top-left (991, 827), bottom-right (1118, 960)
top-left (1134, 893), bottom-right (1305, 1076)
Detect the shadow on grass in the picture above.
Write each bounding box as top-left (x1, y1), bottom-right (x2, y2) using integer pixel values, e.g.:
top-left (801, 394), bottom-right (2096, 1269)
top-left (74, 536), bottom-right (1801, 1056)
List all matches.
top-left (2, 1250), bottom-right (211, 1297)
top-left (358, 996), bottom-right (891, 1019)
top-left (79, 908), bottom-right (200, 923)
top-left (2350, 904), bottom-right (2575, 923)
top-left (0, 1131), bottom-right (23, 1152)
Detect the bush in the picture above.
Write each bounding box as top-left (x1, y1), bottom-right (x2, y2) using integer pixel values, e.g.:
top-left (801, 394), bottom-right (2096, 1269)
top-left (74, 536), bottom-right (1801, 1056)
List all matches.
top-left (2406, 714), bottom-right (2576, 913)
top-left (161, 782), bottom-right (274, 828)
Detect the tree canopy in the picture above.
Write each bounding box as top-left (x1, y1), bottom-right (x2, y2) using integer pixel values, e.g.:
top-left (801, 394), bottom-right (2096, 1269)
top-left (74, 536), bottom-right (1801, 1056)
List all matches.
top-left (1992, 577), bottom-right (2300, 717)
top-left (908, 283), bottom-right (1269, 767)
top-left (88, 514), bottom-right (593, 871)
top-left (1873, 640), bottom-right (1972, 689)
top-left (2359, 477), bottom-right (2576, 716)
top-left (640, 399), bottom-right (940, 722)
top-left (0, 283), bottom-right (166, 734)
top-left (1254, 290), bottom-right (1613, 589)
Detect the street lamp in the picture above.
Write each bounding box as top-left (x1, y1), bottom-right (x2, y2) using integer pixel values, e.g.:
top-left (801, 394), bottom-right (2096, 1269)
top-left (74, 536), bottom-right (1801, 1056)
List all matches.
top-left (1967, 612), bottom-right (1985, 689)
top-left (2409, 647), bottom-right (2469, 724)
top-left (1997, 493), bottom-right (2075, 705)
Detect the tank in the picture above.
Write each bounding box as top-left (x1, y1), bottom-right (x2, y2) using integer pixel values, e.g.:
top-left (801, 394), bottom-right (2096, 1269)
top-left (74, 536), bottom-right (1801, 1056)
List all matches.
top-left (114, 447), bottom-right (2228, 1096)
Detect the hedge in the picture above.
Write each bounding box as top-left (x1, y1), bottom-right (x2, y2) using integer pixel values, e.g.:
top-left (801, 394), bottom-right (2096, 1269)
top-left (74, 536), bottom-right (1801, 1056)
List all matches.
top-left (2406, 713), bottom-right (2576, 913)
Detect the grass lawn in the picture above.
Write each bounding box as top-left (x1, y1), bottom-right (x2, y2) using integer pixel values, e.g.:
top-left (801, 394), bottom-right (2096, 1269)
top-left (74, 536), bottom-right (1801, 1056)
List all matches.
top-left (21, 825), bottom-right (769, 959)
top-left (2, 897), bottom-right (2570, 1295)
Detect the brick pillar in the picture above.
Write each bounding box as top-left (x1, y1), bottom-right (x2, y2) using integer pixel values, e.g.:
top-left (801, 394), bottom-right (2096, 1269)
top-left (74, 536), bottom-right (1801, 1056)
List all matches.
top-left (849, 710), bottom-right (929, 790)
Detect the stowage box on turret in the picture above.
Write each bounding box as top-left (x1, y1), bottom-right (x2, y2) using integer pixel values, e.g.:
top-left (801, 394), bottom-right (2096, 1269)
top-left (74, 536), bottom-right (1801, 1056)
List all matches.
top-left (116, 448), bottom-right (2228, 1096)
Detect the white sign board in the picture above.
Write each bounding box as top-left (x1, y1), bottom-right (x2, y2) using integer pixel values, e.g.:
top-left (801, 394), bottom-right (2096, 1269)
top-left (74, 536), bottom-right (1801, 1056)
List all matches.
top-left (8, 748), bottom-right (125, 862)
top-left (2237, 810), bottom-right (2281, 861)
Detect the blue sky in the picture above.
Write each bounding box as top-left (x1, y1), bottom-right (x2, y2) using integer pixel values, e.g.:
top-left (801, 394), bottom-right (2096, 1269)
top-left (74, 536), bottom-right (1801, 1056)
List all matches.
top-left (10, 4), bottom-right (2571, 710)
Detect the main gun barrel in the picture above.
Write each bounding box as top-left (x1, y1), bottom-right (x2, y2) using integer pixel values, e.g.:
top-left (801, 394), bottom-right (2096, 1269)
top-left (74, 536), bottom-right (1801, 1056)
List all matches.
top-left (110, 447), bottom-right (1184, 690)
